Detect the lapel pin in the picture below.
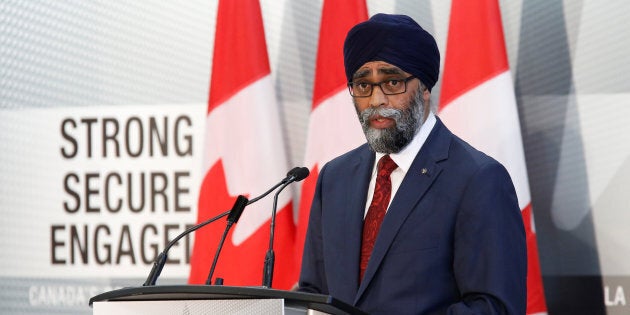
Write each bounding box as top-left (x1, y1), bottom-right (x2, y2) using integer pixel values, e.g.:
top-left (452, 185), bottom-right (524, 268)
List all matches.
top-left (421, 168), bottom-right (428, 175)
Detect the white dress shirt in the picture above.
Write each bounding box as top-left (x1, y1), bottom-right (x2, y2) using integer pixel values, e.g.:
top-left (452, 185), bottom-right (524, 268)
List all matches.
top-left (364, 113), bottom-right (437, 217)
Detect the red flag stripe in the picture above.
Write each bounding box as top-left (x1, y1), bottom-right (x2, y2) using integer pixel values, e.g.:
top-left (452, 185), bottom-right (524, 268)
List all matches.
top-left (439, 0), bottom-right (548, 313)
top-left (190, 0), bottom-right (297, 289)
top-left (439, 0), bottom-right (509, 110)
top-left (208, 0), bottom-right (270, 114)
top-left (311, 0), bottom-right (368, 110)
top-left (295, 0), bottom-right (368, 273)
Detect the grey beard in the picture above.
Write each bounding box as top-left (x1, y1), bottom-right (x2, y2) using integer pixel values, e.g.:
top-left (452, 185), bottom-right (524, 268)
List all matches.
top-left (356, 90), bottom-right (425, 154)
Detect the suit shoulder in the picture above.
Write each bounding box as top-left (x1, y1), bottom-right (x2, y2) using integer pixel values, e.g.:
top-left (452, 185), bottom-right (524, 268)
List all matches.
top-left (440, 132), bottom-right (513, 185)
top-left (323, 143), bottom-right (371, 171)
top-left (428, 118), bottom-right (501, 170)
top-left (448, 133), bottom-right (502, 169)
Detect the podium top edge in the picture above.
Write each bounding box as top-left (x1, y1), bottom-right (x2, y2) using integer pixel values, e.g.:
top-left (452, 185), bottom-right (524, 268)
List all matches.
top-left (89, 285), bottom-right (367, 315)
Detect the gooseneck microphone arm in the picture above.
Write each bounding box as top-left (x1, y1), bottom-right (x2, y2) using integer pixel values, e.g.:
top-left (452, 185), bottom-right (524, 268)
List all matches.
top-left (142, 166), bottom-right (309, 287)
top-left (247, 167), bottom-right (308, 205)
top-left (262, 166), bottom-right (310, 288)
top-left (247, 182), bottom-right (284, 205)
top-left (205, 195), bottom-right (249, 285)
top-left (261, 181), bottom-right (291, 288)
top-left (143, 208), bottom-right (232, 286)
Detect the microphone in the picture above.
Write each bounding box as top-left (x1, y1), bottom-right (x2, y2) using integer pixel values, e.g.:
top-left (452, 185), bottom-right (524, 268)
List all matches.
top-left (142, 202), bottom-right (236, 286)
top-left (284, 166), bottom-right (310, 183)
top-left (246, 167), bottom-right (309, 205)
top-left (262, 167), bottom-right (309, 287)
top-left (205, 195), bottom-right (248, 284)
top-left (142, 167), bottom-right (308, 286)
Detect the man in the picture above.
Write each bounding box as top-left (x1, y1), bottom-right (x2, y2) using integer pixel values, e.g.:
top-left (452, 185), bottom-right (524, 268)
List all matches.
top-left (298, 13), bottom-right (526, 314)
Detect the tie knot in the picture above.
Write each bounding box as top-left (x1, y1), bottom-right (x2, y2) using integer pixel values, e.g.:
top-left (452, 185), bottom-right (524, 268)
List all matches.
top-left (377, 155), bottom-right (398, 178)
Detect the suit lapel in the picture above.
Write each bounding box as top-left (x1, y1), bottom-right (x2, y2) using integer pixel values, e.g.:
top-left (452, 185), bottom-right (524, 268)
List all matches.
top-left (355, 118), bottom-right (451, 303)
top-left (327, 145), bottom-right (374, 299)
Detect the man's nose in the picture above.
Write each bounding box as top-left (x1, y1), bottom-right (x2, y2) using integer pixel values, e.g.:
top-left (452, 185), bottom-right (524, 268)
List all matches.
top-left (369, 84), bottom-right (388, 108)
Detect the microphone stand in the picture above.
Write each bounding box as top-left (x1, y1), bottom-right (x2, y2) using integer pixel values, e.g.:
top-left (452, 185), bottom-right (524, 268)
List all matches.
top-left (205, 195), bottom-right (248, 285)
top-left (143, 167), bottom-right (308, 287)
top-left (143, 209), bottom-right (231, 286)
top-left (261, 180), bottom-right (292, 288)
top-left (202, 175), bottom-right (295, 285)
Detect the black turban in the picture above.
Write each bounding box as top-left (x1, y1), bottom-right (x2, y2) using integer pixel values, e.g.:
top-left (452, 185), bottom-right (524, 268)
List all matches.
top-left (343, 13), bottom-right (440, 91)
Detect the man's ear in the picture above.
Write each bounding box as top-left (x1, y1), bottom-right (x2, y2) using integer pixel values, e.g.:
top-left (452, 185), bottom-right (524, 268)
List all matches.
top-left (423, 89), bottom-right (431, 103)
top-left (423, 90), bottom-right (432, 117)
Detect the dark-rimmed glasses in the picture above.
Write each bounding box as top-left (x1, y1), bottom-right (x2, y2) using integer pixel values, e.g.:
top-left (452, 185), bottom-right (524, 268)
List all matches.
top-left (347, 76), bottom-right (416, 97)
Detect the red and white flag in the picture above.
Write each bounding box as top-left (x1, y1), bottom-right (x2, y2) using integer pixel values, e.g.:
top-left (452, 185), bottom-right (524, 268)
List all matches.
top-left (439, 0), bottom-right (547, 314)
top-left (295, 0), bottom-right (368, 269)
top-left (189, 0), bottom-right (297, 289)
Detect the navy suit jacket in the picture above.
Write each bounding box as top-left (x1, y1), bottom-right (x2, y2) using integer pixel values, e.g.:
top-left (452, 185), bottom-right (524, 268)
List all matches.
top-left (299, 118), bottom-right (527, 314)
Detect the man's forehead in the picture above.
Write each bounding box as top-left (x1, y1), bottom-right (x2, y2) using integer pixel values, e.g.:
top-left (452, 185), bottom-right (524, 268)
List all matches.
top-left (353, 62), bottom-right (407, 79)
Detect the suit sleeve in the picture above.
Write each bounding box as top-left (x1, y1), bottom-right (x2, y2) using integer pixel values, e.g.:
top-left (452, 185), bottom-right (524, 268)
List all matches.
top-left (447, 161), bottom-right (527, 315)
top-left (298, 163), bottom-right (329, 294)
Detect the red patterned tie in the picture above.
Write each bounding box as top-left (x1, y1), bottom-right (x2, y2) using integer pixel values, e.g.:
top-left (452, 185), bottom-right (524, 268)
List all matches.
top-left (360, 155), bottom-right (398, 281)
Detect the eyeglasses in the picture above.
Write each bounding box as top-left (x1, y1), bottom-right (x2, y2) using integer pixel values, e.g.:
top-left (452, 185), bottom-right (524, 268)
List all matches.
top-left (347, 76), bottom-right (416, 97)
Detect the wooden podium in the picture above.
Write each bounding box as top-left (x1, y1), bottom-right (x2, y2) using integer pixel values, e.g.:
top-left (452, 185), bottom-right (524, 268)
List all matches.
top-left (89, 285), bottom-right (367, 315)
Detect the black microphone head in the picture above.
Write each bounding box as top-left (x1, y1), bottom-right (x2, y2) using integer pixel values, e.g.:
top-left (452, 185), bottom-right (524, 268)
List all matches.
top-left (287, 166), bottom-right (310, 182)
top-left (227, 195), bottom-right (249, 224)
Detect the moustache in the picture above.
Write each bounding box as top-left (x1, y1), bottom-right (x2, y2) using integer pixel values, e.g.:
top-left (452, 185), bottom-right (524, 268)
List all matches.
top-left (360, 107), bottom-right (402, 124)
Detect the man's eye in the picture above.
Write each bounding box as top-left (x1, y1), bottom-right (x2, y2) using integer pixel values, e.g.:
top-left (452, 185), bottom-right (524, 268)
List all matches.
top-left (356, 83), bottom-right (370, 90)
top-left (386, 79), bottom-right (401, 87)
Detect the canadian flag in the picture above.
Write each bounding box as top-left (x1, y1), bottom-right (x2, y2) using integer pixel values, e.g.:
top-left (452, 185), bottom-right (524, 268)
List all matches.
top-left (188, 0), bottom-right (298, 289)
top-left (295, 0), bottom-right (368, 271)
top-left (438, 0), bottom-right (547, 314)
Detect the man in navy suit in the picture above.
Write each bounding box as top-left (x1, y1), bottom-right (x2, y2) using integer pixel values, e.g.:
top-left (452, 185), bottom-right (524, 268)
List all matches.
top-left (298, 14), bottom-right (527, 314)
